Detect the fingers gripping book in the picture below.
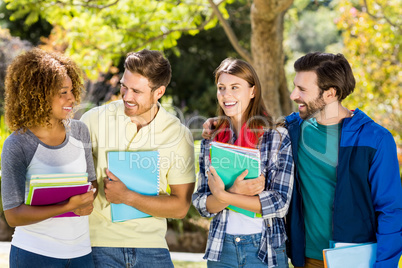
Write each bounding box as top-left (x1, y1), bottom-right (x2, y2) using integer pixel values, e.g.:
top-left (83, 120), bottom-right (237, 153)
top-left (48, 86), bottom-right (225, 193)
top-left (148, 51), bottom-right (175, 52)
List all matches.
top-left (210, 141), bottom-right (262, 218)
top-left (107, 151), bottom-right (160, 222)
top-left (25, 173), bottom-right (91, 217)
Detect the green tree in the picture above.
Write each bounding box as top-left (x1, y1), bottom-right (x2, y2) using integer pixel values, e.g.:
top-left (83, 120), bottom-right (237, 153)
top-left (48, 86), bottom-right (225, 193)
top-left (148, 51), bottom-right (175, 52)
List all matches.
top-left (335, 0), bottom-right (401, 145)
top-left (283, 0), bottom-right (343, 93)
top-left (0, 0), bottom-right (52, 45)
top-left (4, 0), bottom-right (295, 117)
top-left (207, 0), bottom-right (294, 117)
top-left (165, 1), bottom-right (251, 120)
top-left (4, 0), bottom-right (220, 78)
top-left (287, 2), bottom-right (340, 53)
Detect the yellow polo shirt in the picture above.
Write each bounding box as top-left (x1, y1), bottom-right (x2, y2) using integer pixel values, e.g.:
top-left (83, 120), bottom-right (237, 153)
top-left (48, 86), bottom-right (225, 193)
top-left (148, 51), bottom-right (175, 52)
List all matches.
top-left (81, 101), bottom-right (195, 248)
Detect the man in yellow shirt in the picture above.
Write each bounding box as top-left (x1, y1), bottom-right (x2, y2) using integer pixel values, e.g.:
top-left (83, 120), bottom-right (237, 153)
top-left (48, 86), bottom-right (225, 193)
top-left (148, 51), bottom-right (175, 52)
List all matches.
top-left (81, 49), bottom-right (196, 267)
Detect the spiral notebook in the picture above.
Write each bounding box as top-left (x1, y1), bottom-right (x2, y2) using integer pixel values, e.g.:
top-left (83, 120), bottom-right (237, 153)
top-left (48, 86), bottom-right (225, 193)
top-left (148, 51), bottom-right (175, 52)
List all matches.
top-left (107, 151), bottom-right (160, 222)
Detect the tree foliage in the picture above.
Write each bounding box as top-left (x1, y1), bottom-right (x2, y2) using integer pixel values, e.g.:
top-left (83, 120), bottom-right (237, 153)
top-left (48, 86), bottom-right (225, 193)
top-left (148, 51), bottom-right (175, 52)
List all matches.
top-left (6, 0), bottom-right (399, 139)
top-left (0, 27), bottom-right (32, 112)
top-left (5, 0), bottom-right (295, 117)
top-left (287, 4), bottom-right (340, 53)
top-left (4, 0), bottom-right (222, 79)
top-left (165, 1), bottom-right (251, 120)
top-left (0, 1), bottom-right (52, 45)
top-left (284, 0), bottom-right (343, 92)
top-left (335, 0), bottom-right (401, 145)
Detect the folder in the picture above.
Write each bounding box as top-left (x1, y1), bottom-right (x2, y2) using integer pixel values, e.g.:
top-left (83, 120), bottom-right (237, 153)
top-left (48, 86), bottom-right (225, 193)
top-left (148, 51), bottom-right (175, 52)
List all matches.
top-left (107, 151), bottom-right (160, 222)
top-left (210, 141), bottom-right (261, 218)
top-left (26, 173), bottom-right (91, 217)
top-left (323, 242), bottom-right (377, 268)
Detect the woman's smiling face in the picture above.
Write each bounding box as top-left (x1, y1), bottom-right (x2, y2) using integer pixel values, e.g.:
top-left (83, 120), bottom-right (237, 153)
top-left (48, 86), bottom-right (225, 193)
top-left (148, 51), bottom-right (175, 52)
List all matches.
top-left (50, 75), bottom-right (75, 123)
top-left (216, 73), bottom-right (255, 125)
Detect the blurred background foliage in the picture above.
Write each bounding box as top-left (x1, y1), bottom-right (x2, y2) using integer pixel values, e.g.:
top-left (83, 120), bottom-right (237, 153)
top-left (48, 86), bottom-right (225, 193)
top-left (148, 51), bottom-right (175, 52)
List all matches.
top-left (335, 0), bottom-right (401, 148)
top-left (0, 0), bottom-right (399, 143)
top-left (0, 0), bottom-right (400, 245)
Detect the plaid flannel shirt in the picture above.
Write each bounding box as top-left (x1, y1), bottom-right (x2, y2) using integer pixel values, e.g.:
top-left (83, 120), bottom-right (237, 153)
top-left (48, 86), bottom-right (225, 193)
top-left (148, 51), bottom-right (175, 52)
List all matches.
top-left (192, 127), bottom-right (294, 267)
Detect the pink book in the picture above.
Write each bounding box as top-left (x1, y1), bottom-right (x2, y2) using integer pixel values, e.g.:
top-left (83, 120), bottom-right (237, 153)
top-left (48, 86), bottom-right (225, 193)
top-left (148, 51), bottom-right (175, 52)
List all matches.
top-left (29, 183), bottom-right (92, 217)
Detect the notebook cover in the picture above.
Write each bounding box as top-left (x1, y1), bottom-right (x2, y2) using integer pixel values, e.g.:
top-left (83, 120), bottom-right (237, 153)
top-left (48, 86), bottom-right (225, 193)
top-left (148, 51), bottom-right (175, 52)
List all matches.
top-left (210, 144), bottom-right (260, 188)
top-left (107, 151), bottom-right (160, 222)
top-left (29, 183), bottom-right (92, 217)
top-left (210, 143), bottom-right (261, 218)
top-left (323, 242), bottom-right (377, 268)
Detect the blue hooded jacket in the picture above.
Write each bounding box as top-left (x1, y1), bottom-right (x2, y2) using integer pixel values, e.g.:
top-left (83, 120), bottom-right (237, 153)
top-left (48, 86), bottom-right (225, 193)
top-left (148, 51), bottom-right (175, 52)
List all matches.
top-left (285, 108), bottom-right (402, 267)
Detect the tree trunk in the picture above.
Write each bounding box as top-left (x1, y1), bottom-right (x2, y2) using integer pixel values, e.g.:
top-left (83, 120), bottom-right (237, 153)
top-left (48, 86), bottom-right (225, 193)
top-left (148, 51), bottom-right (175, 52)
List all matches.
top-left (251, 0), bottom-right (293, 119)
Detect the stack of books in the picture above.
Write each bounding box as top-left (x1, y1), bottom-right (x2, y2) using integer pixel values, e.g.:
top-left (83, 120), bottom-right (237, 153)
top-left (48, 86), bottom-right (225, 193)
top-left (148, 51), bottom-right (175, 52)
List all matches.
top-left (209, 141), bottom-right (261, 218)
top-left (26, 173), bottom-right (91, 217)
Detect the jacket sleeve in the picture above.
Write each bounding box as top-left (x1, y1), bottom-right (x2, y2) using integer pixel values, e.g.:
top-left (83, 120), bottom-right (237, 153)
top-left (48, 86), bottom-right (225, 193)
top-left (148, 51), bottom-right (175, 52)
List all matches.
top-left (192, 139), bottom-right (217, 218)
top-left (259, 128), bottom-right (295, 219)
top-left (370, 131), bottom-right (402, 268)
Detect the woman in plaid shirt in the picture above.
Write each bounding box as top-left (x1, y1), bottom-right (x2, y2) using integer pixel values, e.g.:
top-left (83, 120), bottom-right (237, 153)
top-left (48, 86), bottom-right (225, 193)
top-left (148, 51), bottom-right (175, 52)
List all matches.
top-left (192, 58), bottom-right (294, 268)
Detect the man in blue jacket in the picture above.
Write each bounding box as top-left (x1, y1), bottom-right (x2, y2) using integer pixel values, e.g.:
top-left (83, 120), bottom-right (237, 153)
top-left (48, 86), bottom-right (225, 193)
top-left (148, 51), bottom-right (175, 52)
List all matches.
top-left (202, 52), bottom-right (402, 267)
top-left (285, 52), bottom-right (402, 267)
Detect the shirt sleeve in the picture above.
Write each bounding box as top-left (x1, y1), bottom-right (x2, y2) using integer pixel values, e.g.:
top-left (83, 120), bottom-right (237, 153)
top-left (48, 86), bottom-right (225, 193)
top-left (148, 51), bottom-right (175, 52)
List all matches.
top-left (1, 134), bottom-right (29, 210)
top-left (70, 120), bottom-right (96, 183)
top-left (79, 121), bottom-right (96, 183)
top-left (258, 127), bottom-right (295, 219)
top-left (369, 131), bottom-right (402, 267)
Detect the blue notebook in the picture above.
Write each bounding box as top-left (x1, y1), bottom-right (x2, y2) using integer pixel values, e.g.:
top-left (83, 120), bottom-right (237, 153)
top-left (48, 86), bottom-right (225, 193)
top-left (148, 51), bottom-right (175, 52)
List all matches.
top-left (210, 142), bottom-right (261, 218)
top-left (107, 151), bottom-right (160, 222)
top-left (323, 242), bottom-right (377, 268)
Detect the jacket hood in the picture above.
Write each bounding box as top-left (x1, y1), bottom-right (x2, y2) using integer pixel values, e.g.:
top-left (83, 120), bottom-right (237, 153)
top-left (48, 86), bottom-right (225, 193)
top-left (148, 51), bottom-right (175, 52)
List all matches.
top-left (341, 108), bottom-right (374, 131)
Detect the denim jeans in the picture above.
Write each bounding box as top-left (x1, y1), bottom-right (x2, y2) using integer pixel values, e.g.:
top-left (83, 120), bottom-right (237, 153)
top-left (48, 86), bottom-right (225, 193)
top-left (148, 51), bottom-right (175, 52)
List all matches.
top-left (9, 245), bottom-right (95, 268)
top-left (91, 247), bottom-right (174, 268)
top-left (207, 233), bottom-right (289, 268)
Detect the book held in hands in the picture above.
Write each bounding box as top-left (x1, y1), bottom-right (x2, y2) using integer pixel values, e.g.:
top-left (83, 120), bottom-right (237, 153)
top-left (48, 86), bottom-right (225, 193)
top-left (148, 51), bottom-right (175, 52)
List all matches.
top-left (209, 141), bottom-right (262, 218)
top-left (323, 242), bottom-right (377, 268)
top-left (26, 173), bottom-right (91, 217)
top-left (107, 151), bottom-right (160, 222)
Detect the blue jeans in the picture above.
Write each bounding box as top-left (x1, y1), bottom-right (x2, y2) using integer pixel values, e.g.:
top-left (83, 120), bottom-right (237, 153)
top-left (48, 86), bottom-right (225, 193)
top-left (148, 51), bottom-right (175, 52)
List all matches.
top-left (9, 245), bottom-right (94, 268)
top-left (207, 233), bottom-right (289, 268)
top-left (91, 247), bottom-right (174, 268)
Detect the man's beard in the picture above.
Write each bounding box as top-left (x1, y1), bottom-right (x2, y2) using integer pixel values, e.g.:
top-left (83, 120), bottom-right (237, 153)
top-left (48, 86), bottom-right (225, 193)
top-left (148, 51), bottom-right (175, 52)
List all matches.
top-left (299, 95), bottom-right (326, 120)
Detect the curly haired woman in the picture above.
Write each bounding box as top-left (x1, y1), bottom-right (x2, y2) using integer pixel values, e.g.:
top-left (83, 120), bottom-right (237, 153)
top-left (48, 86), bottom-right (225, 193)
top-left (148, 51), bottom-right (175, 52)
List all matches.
top-left (1, 48), bottom-right (97, 268)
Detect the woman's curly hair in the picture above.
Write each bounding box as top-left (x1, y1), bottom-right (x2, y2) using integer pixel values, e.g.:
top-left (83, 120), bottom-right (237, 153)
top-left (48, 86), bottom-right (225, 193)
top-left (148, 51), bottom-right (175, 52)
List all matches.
top-left (4, 48), bottom-right (84, 132)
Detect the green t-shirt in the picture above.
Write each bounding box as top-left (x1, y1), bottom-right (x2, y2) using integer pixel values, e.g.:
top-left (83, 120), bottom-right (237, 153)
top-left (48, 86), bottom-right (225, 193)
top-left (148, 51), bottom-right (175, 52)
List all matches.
top-left (297, 119), bottom-right (341, 260)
